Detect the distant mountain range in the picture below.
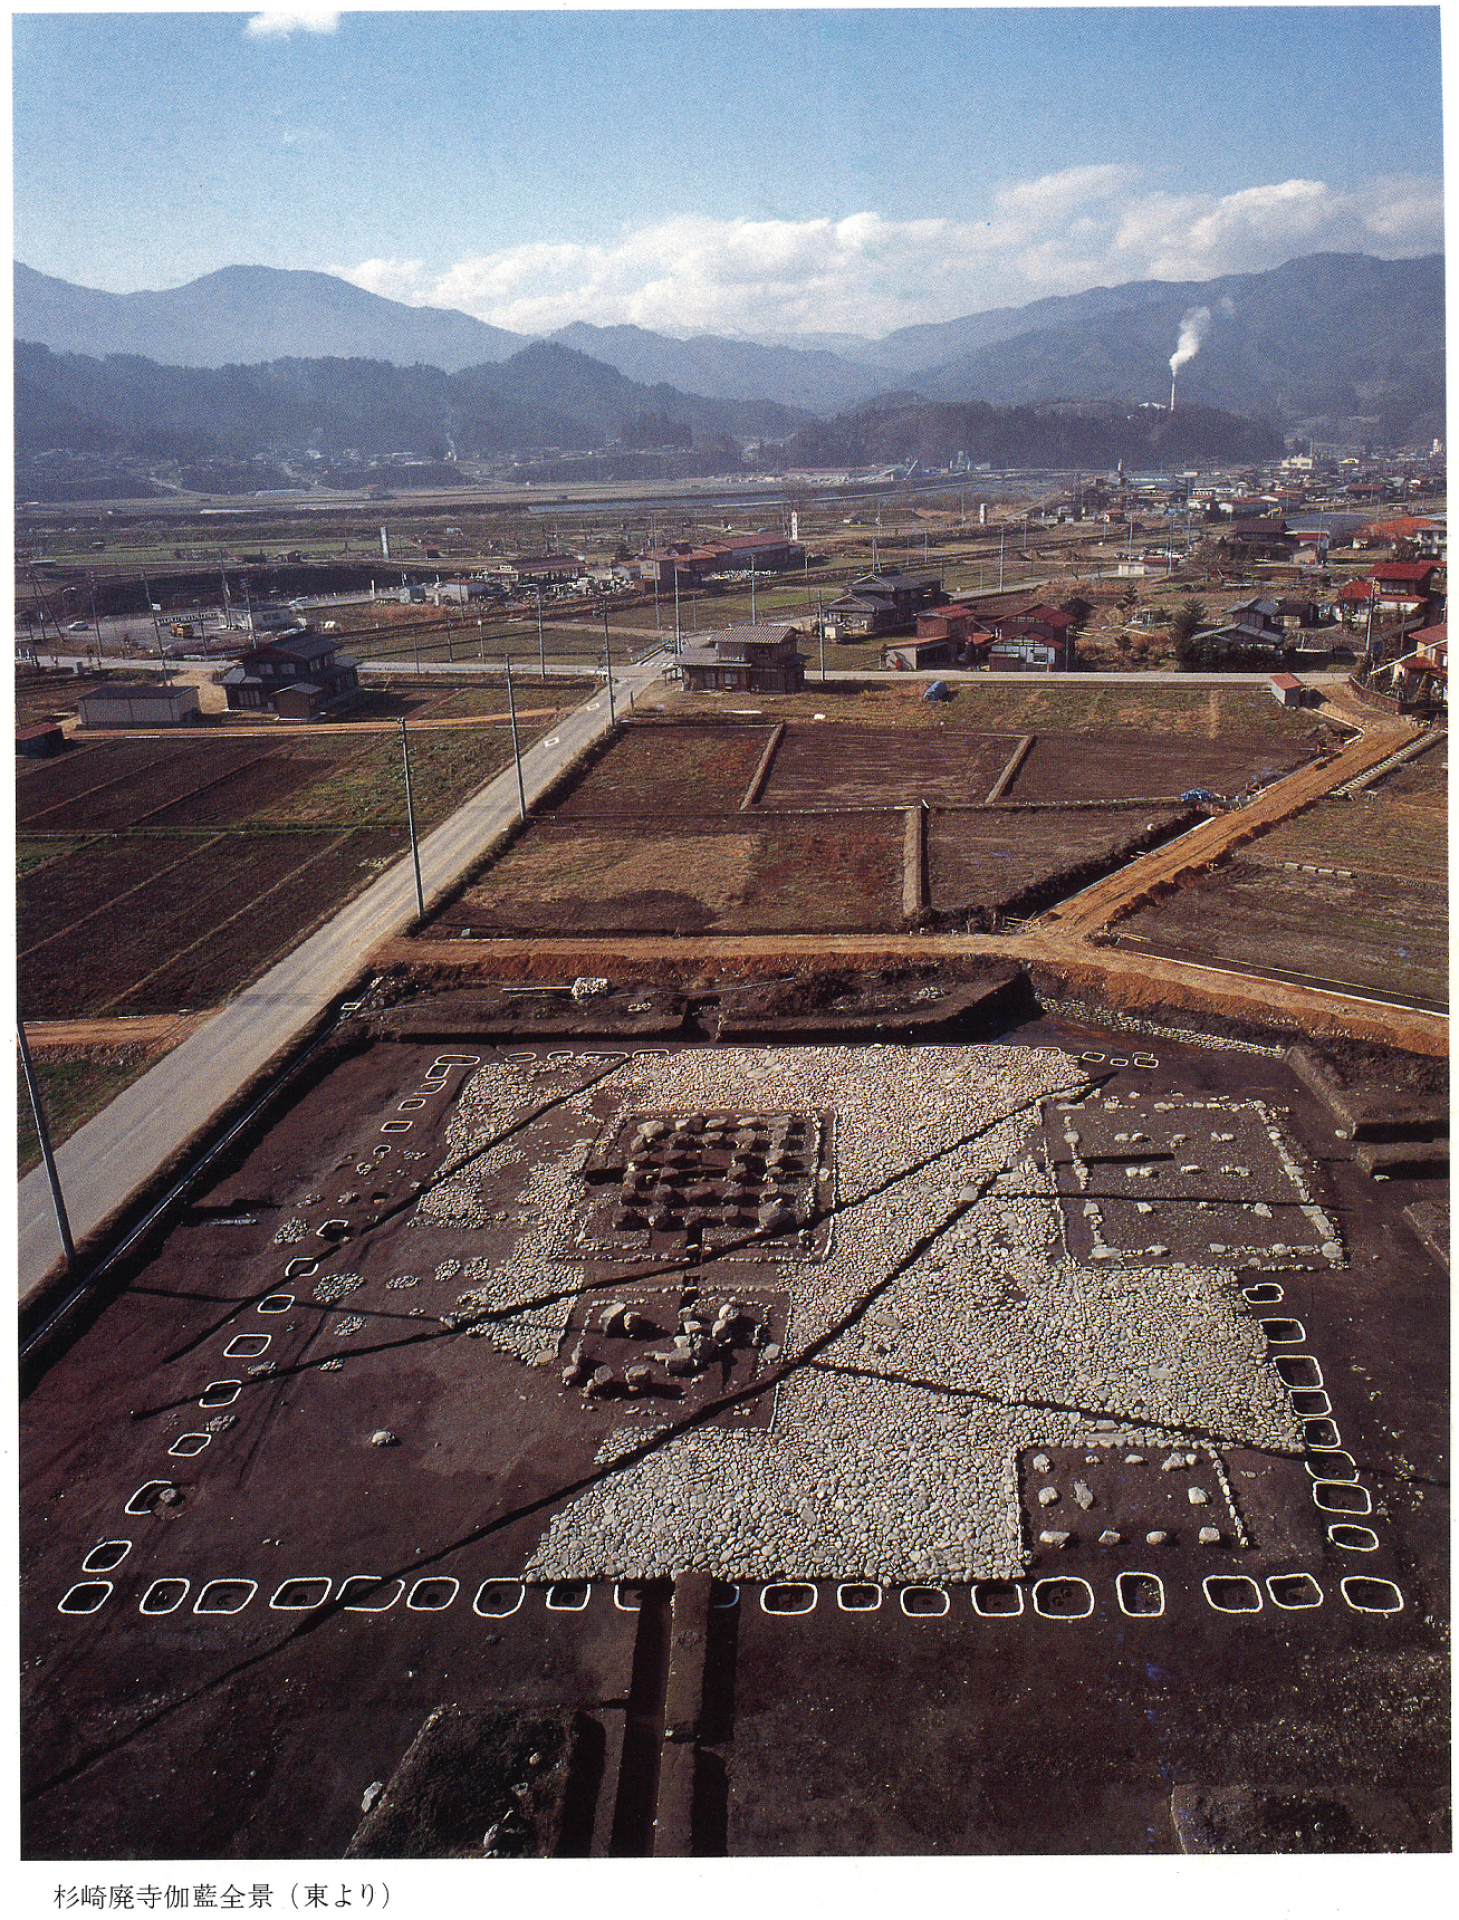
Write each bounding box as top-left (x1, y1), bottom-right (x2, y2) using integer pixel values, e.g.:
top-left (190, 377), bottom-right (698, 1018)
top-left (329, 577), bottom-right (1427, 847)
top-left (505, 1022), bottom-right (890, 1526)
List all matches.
top-left (14, 337), bottom-right (804, 471)
top-left (16, 338), bottom-right (1283, 503)
top-left (16, 250), bottom-right (1444, 442)
top-left (14, 262), bottom-right (524, 372)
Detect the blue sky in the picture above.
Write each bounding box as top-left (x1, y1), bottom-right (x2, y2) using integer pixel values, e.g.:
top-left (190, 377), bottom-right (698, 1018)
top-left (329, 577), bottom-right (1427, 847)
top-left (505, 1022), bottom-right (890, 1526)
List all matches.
top-left (12, 7), bottom-right (1445, 338)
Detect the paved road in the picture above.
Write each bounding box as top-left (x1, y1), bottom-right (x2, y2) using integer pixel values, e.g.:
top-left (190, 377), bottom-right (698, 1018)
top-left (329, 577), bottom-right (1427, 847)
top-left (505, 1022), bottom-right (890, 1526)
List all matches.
top-left (346, 658), bottom-right (1357, 689)
top-left (17, 650), bottom-right (667, 1303)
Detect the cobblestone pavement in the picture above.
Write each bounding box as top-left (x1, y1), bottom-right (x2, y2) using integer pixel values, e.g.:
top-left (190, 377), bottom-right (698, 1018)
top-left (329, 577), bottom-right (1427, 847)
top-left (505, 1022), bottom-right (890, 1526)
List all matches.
top-left (419, 1044), bottom-right (1302, 1583)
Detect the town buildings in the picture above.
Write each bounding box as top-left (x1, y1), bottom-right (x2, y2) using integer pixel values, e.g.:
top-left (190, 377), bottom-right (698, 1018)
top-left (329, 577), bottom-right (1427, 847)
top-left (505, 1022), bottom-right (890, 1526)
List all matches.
top-left (824, 569), bottom-right (946, 638)
top-left (220, 632), bottom-right (360, 717)
top-left (675, 622), bottom-right (807, 694)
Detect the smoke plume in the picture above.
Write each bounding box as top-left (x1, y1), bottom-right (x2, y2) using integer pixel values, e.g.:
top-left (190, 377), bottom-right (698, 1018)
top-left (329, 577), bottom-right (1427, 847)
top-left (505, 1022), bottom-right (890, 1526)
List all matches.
top-left (1169, 305), bottom-right (1212, 376)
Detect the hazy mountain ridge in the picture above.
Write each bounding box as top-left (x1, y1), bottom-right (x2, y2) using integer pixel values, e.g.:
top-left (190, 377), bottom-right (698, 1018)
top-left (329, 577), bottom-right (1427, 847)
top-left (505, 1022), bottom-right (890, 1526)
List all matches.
top-left (906, 253), bottom-right (1445, 443)
top-left (549, 321), bottom-right (891, 411)
top-left (784, 396), bottom-right (1286, 473)
top-left (14, 261), bottom-right (528, 372)
top-left (13, 338), bottom-right (805, 467)
top-left (15, 251), bottom-right (1443, 456)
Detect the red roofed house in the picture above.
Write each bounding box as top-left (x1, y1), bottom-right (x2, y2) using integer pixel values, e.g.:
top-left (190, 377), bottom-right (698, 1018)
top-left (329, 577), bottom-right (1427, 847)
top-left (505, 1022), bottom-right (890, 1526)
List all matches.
top-left (1375, 622), bottom-right (1447, 708)
top-left (988, 604), bottom-right (1077, 672)
top-left (1357, 516), bottom-right (1444, 554)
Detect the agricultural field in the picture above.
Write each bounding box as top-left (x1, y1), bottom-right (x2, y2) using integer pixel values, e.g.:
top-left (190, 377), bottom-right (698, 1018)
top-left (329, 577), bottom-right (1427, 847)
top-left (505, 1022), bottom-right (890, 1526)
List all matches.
top-left (15, 711), bottom-right (562, 1031)
top-left (1365, 732), bottom-right (1447, 808)
top-left (19, 731), bottom-right (517, 834)
top-left (1114, 768), bottom-right (1448, 1008)
top-left (1118, 860), bottom-right (1447, 1008)
top-left (19, 828), bottom-right (408, 1018)
top-left (1252, 795), bottom-right (1447, 887)
top-left (762, 724), bottom-right (1020, 809)
top-left (928, 805), bottom-right (1191, 920)
top-left (422, 694), bottom-right (1312, 941)
top-left (1004, 729), bottom-right (1316, 802)
top-left (550, 720), bottom-right (777, 817)
top-left (434, 814), bottom-right (904, 936)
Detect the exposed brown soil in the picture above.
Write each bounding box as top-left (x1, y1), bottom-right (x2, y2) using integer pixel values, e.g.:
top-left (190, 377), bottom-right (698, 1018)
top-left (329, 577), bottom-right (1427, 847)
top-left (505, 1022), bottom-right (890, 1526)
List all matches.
top-left (551, 719), bottom-right (776, 817)
top-left (927, 805), bottom-right (1191, 920)
top-left (1006, 727), bottom-right (1321, 801)
top-left (19, 1023), bottom-right (1449, 1858)
top-left (434, 815), bottom-right (905, 937)
top-left (20, 830), bottom-right (405, 1017)
top-left (758, 722), bottom-right (1020, 809)
top-left (23, 1013), bottom-right (205, 1050)
top-left (1368, 733), bottom-right (1448, 805)
top-left (1252, 797), bottom-right (1445, 886)
top-left (1116, 860), bottom-right (1448, 1007)
top-left (1036, 715), bottom-right (1410, 938)
top-left (379, 932), bottom-right (1450, 1058)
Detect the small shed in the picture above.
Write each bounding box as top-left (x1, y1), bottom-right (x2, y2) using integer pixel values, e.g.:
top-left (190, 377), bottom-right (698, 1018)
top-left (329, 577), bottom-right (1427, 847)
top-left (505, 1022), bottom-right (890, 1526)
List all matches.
top-left (884, 637), bottom-right (957, 671)
top-left (16, 720), bottom-right (65, 758)
top-left (274, 682), bottom-right (325, 721)
top-left (77, 682), bottom-right (202, 728)
top-left (1269, 673), bottom-right (1306, 708)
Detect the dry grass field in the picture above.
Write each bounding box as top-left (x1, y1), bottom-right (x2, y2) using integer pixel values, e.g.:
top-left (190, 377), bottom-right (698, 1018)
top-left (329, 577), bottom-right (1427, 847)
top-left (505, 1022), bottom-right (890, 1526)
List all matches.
top-left (1117, 859), bottom-right (1447, 1007)
top-left (436, 815), bottom-right (905, 936)
top-left (1251, 796), bottom-right (1447, 887)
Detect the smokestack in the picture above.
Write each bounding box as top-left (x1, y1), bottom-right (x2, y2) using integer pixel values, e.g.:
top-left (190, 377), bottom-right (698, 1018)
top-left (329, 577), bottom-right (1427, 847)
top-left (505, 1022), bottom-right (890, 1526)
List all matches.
top-left (1168, 305), bottom-right (1211, 416)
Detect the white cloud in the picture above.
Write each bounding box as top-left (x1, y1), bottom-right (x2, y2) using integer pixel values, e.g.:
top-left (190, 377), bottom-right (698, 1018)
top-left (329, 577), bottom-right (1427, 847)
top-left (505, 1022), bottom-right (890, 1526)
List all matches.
top-left (334, 171), bottom-right (1442, 338)
top-left (246, 10), bottom-right (340, 39)
top-left (1106, 175), bottom-right (1443, 282)
top-left (995, 164), bottom-right (1141, 218)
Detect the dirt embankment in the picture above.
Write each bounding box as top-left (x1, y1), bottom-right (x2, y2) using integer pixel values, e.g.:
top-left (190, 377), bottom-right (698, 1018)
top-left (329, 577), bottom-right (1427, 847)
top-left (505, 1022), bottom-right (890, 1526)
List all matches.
top-left (1035, 712), bottom-right (1412, 938)
top-left (372, 925), bottom-right (1448, 1058)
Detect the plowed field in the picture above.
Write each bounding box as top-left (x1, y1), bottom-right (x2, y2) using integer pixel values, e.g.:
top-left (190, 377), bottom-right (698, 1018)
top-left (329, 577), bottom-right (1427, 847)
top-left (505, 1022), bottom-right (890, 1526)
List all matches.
top-left (436, 815), bottom-right (903, 935)
top-left (760, 723), bottom-right (1021, 809)
top-left (1005, 728), bottom-right (1318, 801)
top-left (928, 805), bottom-right (1191, 917)
top-left (18, 829), bottom-right (406, 1017)
top-left (551, 720), bottom-right (776, 818)
top-left (1118, 860), bottom-right (1448, 1007)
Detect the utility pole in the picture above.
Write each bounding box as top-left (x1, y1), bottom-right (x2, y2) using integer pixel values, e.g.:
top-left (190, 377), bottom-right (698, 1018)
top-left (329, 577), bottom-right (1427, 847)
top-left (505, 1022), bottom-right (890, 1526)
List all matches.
top-left (141, 570), bottom-right (169, 681)
top-left (999, 528), bottom-right (1005, 591)
top-left (86, 569), bottom-right (102, 658)
top-left (504, 653), bottom-right (527, 821)
top-left (536, 587), bottom-right (545, 678)
top-left (673, 568), bottom-right (682, 654)
top-left (398, 721), bottom-right (425, 923)
top-left (750, 554), bottom-right (757, 624)
top-left (18, 1022), bottom-right (74, 1264)
top-left (602, 603), bottom-right (615, 724)
top-left (818, 592), bottom-right (826, 682)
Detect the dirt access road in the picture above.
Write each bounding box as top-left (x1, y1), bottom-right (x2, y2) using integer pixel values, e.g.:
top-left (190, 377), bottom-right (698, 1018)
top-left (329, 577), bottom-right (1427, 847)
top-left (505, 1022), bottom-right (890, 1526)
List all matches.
top-left (1036, 699), bottom-right (1417, 938)
top-left (16, 652), bottom-right (667, 1304)
top-left (21, 1014), bottom-right (205, 1050)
